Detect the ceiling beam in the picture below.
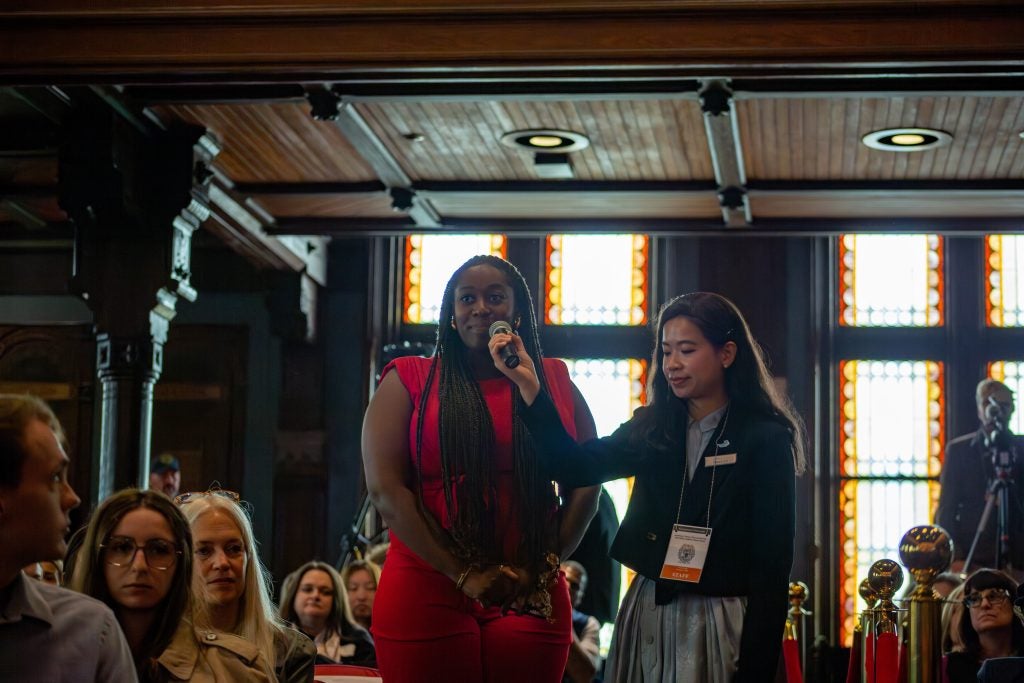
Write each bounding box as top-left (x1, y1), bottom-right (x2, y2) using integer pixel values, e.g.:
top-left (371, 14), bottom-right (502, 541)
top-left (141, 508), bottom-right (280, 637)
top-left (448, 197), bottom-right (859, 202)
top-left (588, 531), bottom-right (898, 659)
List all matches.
top-left (124, 73), bottom-right (1024, 106)
top-left (2, 3), bottom-right (1023, 82)
top-left (269, 215), bottom-right (1024, 237)
top-left (306, 87), bottom-right (441, 228)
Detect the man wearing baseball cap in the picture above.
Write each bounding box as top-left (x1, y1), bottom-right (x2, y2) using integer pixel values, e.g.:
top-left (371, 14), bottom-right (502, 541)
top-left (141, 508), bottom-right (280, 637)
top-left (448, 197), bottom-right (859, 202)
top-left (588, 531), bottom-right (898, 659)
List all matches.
top-left (148, 452), bottom-right (181, 498)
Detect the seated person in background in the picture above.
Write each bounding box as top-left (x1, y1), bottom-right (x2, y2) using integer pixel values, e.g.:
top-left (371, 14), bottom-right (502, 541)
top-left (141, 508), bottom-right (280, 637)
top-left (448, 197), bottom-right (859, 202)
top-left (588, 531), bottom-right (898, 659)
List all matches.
top-left (0, 393), bottom-right (137, 681)
top-left (561, 560), bottom-right (601, 683)
top-left (23, 559), bottom-right (63, 586)
top-left (945, 568), bottom-right (1024, 683)
top-left (280, 560), bottom-right (377, 667)
top-left (364, 541), bottom-right (389, 568)
top-left (942, 583), bottom-right (967, 655)
top-left (342, 558), bottom-right (381, 632)
top-left (69, 488), bottom-right (192, 681)
top-left (174, 491), bottom-right (316, 683)
top-left (934, 571), bottom-right (964, 600)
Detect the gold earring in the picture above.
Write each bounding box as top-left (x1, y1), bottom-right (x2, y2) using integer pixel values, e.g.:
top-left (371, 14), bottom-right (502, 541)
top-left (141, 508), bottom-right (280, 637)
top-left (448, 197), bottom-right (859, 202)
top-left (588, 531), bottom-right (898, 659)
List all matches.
top-left (450, 316), bottom-right (456, 330)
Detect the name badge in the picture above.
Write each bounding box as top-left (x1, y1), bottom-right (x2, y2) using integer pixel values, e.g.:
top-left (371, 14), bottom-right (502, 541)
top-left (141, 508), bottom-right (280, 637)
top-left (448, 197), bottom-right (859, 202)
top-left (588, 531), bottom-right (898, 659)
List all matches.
top-left (659, 524), bottom-right (712, 583)
top-left (705, 452), bottom-right (737, 467)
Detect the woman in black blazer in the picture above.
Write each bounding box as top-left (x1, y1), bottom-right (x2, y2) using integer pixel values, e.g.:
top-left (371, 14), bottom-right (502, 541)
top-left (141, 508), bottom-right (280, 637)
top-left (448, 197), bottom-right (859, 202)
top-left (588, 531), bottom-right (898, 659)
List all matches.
top-left (489, 292), bottom-right (805, 683)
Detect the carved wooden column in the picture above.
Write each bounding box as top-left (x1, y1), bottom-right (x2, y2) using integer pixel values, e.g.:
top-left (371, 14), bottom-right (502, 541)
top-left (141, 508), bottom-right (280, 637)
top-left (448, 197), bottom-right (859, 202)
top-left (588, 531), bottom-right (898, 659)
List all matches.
top-left (60, 96), bottom-right (218, 498)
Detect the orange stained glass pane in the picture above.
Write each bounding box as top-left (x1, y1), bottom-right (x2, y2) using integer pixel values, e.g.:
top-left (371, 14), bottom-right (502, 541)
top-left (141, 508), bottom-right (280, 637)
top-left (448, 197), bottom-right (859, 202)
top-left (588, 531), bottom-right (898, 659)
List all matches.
top-left (985, 235), bottom-right (1024, 327)
top-left (403, 234), bottom-right (506, 324)
top-left (837, 359), bottom-right (944, 647)
top-left (546, 234), bottom-right (648, 326)
top-left (839, 234), bottom-right (944, 327)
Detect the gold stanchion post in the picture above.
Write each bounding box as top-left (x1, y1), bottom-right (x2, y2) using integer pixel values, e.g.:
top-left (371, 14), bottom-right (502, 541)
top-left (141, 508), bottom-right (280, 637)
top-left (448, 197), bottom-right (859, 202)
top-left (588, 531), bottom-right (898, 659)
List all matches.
top-left (898, 525), bottom-right (952, 683)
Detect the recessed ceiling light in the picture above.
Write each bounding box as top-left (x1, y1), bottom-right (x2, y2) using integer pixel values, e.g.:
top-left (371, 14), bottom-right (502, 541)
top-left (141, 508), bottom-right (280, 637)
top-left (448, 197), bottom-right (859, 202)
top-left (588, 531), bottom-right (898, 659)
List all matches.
top-left (862, 128), bottom-right (952, 152)
top-left (500, 129), bottom-right (590, 153)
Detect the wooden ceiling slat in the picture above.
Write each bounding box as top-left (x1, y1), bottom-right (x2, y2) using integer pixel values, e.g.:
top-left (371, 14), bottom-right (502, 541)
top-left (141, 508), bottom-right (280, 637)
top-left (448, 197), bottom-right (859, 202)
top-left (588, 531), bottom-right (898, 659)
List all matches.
top-left (156, 102), bottom-right (378, 184)
top-left (429, 190), bottom-right (722, 219)
top-left (995, 98), bottom-right (1024, 177)
top-left (738, 95), bottom-right (1024, 182)
top-left (253, 193), bottom-right (393, 218)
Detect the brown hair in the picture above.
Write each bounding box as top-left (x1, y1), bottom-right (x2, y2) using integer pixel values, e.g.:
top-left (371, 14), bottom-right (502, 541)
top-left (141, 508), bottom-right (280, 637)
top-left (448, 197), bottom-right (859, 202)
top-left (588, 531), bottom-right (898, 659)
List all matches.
top-left (69, 488), bottom-right (193, 668)
top-left (0, 394), bottom-right (65, 489)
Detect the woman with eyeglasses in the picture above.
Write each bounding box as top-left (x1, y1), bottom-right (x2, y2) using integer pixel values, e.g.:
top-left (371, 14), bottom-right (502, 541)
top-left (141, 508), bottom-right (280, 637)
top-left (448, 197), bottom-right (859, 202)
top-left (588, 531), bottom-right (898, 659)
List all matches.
top-left (945, 568), bottom-right (1024, 683)
top-left (170, 491), bottom-right (316, 683)
top-left (68, 488), bottom-right (191, 681)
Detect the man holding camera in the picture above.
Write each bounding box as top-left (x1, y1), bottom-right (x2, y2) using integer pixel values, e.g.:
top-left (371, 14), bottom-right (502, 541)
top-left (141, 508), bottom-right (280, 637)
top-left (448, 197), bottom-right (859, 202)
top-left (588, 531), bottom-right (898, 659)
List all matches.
top-left (936, 379), bottom-right (1024, 575)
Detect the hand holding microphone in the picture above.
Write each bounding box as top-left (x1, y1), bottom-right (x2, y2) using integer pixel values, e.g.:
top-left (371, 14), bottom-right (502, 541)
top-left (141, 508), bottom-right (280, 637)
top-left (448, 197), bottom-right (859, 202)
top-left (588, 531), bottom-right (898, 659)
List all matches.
top-left (488, 320), bottom-right (520, 369)
top-left (487, 320), bottom-right (541, 404)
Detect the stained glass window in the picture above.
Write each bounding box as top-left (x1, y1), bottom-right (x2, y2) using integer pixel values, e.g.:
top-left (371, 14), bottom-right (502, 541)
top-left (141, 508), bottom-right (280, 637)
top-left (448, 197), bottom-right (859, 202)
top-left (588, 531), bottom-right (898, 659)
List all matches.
top-left (563, 357), bottom-right (646, 654)
top-left (546, 234), bottom-right (648, 326)
top-left (403, 234), bottom-right (506, 324)
top-left (989, 361), bottom-right (1024, 435)
top-left (985, 235), bottom-right (1024, 327)
top-left (839, 234), bottom-right (944, 327)
top-left (837, 359), bottom-right (944, 647)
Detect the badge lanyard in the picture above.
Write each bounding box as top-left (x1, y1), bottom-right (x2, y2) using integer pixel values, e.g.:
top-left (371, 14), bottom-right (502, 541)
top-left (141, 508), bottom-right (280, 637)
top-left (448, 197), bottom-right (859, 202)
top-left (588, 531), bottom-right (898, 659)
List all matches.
top-left (674, 406), bottom-right (730, 528)
top-left (659, 406), bottom-right (730, 583)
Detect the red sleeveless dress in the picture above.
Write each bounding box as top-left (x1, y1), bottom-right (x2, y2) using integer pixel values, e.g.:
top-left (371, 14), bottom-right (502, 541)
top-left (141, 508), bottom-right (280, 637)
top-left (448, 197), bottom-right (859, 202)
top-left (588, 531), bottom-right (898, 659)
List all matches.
top-left (372, 356), bottom-right (576, 662)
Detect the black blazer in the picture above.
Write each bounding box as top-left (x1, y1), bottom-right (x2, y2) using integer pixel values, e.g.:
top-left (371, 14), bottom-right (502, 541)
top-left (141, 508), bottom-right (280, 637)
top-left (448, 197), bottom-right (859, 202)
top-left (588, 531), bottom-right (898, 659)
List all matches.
top-left (522, 391), bottom-right (796, 683)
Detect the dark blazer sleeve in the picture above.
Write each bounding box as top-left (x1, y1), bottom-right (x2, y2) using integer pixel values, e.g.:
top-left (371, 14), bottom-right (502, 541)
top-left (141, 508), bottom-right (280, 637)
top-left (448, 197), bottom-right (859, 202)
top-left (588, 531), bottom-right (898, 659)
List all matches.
top-left (520, 389), bottom-right (652, 486)
top-left (735, 423), bottom-right (796, 683)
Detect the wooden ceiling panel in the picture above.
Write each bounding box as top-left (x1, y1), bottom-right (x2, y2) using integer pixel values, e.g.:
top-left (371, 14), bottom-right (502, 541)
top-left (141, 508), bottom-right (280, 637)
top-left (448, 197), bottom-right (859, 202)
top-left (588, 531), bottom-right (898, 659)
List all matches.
top-left (428, 190), bottom-right (721, 219)
top-left (252, 192), bottom-right (394, 218)
top-left (356, 99), bottom-right (714, 182)
top-left (738, 96), bottom-right (1024, 181)
top-left (750, 189), bottom-right (1024, 218)
top-left (153, 102), bottom-right (379, 184)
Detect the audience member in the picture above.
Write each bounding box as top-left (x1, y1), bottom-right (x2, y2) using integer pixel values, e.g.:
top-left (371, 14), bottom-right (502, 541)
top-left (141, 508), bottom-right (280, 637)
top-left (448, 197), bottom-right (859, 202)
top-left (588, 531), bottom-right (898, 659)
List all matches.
top-left (69, 488), bottom-right (192, 681)
top-left (279, 560), bottom-right (377, 666)
top-left (341, 558), bottom-right (380, 631)
top-left (561, 560), bottom-right (601, 683)
top-left (934, 571), bottom-right (965, 599)
top-left (173, 490), bottom-right (316, 683)
top-left (942, 583), bottom-right (966, 654)
top-left (365, 542), bottom-right (389, 568)
top-left (149, 453), bottom-right (182, 499)
top-left (945, 568), bottom-right (1024, 683)
top-left (22, 559), bottom-right (62, 586)
top-left (0, 393), bottom-right (137, 681)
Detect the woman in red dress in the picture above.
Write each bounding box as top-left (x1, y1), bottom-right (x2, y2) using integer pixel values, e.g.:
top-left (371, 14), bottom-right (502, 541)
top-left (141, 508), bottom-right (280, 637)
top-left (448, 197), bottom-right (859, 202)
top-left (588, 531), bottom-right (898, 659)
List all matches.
top-left (362, 255), bottom-right (599, 683)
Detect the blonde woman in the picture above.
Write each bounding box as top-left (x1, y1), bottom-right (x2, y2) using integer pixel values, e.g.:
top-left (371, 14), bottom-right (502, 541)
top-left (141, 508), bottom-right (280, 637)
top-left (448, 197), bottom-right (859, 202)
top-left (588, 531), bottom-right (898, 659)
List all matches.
top-left (165, 491), bottom-right (316, 683)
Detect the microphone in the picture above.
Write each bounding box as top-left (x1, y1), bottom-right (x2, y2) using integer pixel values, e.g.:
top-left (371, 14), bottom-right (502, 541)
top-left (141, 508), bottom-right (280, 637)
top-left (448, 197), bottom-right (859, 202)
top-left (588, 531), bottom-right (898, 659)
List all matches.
top-left (488, 320), bottom-right (521, 369)
top-left (986, 396), bottom-right (1005, 424)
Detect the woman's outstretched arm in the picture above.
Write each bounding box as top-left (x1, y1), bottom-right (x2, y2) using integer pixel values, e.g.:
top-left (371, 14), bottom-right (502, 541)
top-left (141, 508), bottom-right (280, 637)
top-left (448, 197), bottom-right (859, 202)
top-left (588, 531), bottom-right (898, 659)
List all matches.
top-left (557, 382), bottom-right (601, 558)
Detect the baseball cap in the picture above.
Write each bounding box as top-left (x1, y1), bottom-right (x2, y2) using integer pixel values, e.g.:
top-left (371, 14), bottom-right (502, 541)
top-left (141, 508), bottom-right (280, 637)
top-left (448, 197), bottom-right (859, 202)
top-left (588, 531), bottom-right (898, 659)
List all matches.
top-left (151, 453), bottom-right (180, 474)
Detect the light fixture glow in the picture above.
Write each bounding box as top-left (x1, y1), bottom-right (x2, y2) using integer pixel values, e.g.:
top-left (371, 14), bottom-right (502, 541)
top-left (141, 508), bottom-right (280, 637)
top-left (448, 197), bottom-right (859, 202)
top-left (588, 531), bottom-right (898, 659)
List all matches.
top-left (890, 133), bottom-right (926, 146)
top-left (499, 129), bottom-right (590, 153)
top-left (528, 135), bottom-right (565, 148)
top-left (862, 127), bottom-right (952, 152)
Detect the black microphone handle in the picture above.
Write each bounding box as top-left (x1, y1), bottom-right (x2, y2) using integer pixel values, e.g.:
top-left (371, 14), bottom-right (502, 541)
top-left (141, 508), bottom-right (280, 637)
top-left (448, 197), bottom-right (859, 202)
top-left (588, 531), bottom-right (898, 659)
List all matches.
top-left (499, 344), bottom-right (521, 369)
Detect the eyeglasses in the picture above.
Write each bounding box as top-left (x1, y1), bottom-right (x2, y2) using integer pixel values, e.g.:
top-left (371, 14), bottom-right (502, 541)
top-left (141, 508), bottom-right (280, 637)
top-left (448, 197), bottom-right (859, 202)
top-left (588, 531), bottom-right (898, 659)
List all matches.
top-left (101, 536), bottom-right (181, 571)
top-left (963, 588), bottom-right (1011, 609)
top-left (174, 489), bottom-right (241, 506)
